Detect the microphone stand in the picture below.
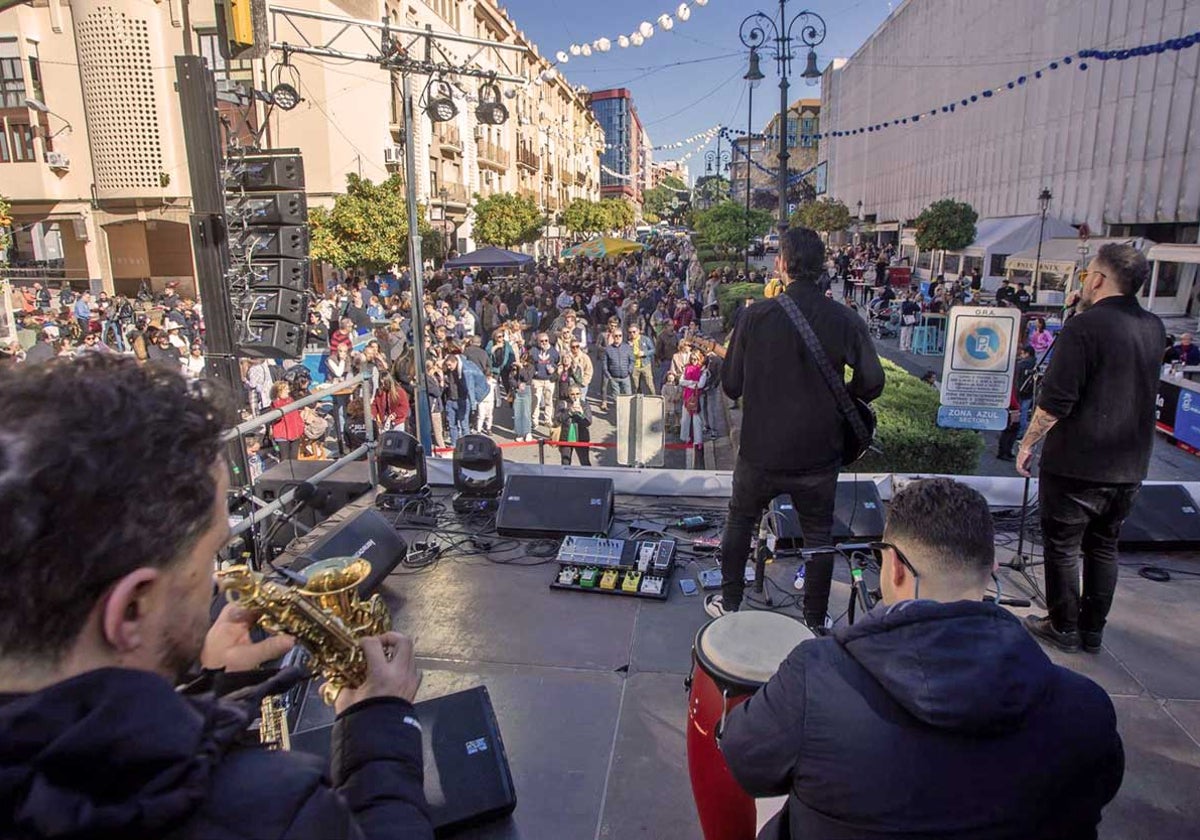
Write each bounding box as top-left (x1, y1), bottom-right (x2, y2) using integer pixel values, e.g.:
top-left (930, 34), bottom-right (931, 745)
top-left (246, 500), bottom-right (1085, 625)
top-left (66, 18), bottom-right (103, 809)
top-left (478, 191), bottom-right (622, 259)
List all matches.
top-left (257, 482), bottom-right (318, 579)
top-left (1000, 314), bottom-right (1065, 605)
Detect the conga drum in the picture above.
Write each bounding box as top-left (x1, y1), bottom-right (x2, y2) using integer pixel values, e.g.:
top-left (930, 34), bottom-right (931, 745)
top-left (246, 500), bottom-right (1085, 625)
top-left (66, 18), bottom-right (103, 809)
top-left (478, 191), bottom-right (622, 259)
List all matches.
top-left (687, 611), bottom-right (813, 840)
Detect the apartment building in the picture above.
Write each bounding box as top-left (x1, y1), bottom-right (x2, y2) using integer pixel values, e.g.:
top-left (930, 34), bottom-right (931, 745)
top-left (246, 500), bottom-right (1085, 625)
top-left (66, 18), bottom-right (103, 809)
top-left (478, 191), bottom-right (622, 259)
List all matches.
top-left (0, 0), bottom-right (603, 292)
top-left (590, 87), bottom-right (646, 207)
top-left (761, 97), bottom-right (821, 178)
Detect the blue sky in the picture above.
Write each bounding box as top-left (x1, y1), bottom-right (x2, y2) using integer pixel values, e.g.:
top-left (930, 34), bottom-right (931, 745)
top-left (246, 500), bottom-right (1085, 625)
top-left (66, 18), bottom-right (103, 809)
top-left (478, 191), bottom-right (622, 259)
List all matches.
top-left (504, 0), bottom-right (896, 182)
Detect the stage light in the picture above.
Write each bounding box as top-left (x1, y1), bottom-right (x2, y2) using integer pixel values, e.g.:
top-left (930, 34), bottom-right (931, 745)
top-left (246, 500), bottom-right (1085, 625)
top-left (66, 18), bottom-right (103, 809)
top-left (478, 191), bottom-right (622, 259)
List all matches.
top-left (376, 430), bottom-right (429, 507)
top-left (452, 434), bottom-right (504, 513)
top-left (270, 82), bottom-right (301, 111)
top-left (425, 80), bottom-right (458, 123)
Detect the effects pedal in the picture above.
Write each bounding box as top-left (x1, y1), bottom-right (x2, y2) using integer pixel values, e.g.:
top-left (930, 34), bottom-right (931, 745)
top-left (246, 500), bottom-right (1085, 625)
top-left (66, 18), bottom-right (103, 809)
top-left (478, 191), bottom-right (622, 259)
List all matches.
top-left (652, 540), bottom-right (676, 572)
top-left (599, 569), bottom-right (619, 590)
top-left (557, 566), bottom-right (579, 586)
top-left (698, 568), bottom-right (723, 590)
top-left (640, 576), bottom-right (664, 596)
top-left (622, 571), bottom-right (642, 592)
top-left (579, 568), bottom-right (598, 588)
top-left (637, 543), bottom-right (655, 573)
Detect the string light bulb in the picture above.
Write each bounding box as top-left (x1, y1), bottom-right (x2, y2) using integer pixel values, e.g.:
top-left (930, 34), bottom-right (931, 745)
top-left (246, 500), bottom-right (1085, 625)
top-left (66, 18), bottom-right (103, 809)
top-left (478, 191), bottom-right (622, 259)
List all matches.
top-left (618, 34), bottom-right (630, 48)
top-left (569, 44), bottom-right (582, 56)
top-left (555, 50), bottom-right (569, 63)
top-left (639, 21), bottom-right (654, 38)
top-left (596, 37), bottom-right (612, 52)
top-left (658, 13), bottom-right (674, 31)
top-left (677, 3), bottom-right (691, 21)
top-left (630, 32), bottom-right (645, 47)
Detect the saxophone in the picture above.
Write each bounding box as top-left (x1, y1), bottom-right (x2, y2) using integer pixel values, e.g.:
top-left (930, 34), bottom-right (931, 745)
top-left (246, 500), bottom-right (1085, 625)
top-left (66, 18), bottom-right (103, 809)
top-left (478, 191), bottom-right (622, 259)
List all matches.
top-left (216, 556), bottom-right (392, 718)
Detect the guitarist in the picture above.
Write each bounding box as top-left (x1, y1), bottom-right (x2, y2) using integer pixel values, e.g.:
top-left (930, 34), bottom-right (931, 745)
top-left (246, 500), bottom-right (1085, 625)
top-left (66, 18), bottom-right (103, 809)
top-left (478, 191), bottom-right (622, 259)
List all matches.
top-left (707, 226), bottom-right (885, 633)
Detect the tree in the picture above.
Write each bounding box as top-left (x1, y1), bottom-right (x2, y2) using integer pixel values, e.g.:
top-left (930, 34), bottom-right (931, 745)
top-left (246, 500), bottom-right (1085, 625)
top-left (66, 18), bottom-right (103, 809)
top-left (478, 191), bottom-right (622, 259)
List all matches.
top-left (563, 199), bottom-right (606, 236)
top-left (694, 201), bottom-right (774, 252)
top-left (471, 192), bottom-right (544, 248)
top-left (0, 195), bottom-right (11, 265)
top-left (600, 199), bottom-right (635, 232)
top-left (695, 175), bottom-right (729, 207)
top-left (913, 198), bottom-right (979, 252)
top-left (308, 174), bottom-right (428, 271)
top-left (792, 197), bottom-right (852, 233)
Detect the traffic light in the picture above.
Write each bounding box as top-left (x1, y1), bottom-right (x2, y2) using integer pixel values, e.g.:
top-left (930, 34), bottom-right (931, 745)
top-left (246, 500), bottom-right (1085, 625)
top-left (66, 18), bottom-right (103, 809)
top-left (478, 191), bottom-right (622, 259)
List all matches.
top-left (217, 0), bottom-right (269, 61)
top-left (226, 150), bottom-right (310, 359)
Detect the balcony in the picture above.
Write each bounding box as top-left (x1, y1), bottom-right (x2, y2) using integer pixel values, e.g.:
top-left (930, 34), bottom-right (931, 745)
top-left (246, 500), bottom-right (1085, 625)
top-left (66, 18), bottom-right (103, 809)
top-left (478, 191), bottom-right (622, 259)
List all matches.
top-left (518, 187), bottom-right (539, 204)
top-left (436, 182), bottom-right (469, 205)
top-left (436, 123), bottom-right (462, 153)
top-left (516, 146), bottom-right (540, 171)
top-left (543, 162), bottom-right (554, 181)
top-left (575, 169), bottom-right (588, 187)
top-left (477, 140), bottom-right (510, 170)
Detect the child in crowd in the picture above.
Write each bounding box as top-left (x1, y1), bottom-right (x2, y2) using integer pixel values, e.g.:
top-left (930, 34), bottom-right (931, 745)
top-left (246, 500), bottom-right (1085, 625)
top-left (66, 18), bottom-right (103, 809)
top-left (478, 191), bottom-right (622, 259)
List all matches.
top-left (661, 371), bottom-right (682, 429)
top-left (475, 370), bottom-right (497, 435)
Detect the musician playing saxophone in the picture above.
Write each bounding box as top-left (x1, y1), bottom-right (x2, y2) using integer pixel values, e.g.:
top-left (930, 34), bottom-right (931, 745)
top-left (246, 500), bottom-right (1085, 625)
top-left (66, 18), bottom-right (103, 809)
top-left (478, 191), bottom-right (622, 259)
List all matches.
top-left (0, 355), bottom-right (433, 840)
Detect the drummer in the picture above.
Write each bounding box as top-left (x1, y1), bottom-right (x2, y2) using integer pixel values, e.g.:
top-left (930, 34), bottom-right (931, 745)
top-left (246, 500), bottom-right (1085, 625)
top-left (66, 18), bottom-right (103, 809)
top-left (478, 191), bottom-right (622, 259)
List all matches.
top-left (719, 478), bottom-right (1123, 839)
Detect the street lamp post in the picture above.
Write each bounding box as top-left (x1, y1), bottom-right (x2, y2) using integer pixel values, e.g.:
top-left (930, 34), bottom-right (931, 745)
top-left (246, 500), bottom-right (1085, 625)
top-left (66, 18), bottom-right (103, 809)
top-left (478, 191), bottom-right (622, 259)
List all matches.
top-left (1033, 188), bottom-right (1052, 305)
top-left (744, 47), bottom-right (765, 273)
top-left (740, 3), bottom-right (826, 234)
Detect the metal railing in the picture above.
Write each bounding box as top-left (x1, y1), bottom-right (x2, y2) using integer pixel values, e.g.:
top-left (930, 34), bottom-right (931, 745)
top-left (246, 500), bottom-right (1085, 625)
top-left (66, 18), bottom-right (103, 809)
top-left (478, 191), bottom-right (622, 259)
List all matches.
top-left (436, 123), bottom-right (462, 150)
top-left (476, 139), bottom-right (510, 168)
top-left (517, 145), bottom-right (540, 170)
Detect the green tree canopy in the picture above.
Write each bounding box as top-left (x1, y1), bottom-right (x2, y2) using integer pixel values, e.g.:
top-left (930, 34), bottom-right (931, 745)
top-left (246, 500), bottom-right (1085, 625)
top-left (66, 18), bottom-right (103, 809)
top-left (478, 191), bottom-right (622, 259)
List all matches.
top-left (694, 201), bottom-right (774, 252)
top-left (914, 198), bottom-right (979, 252)
top-left (600, 198), bottom-right (636, 231)
top-left (563, 199), bottom-right (606, 235)
top-left (792, 197), bottom-right (852, 233)
top-left (471, 192), bottom-right (544, 248)
top-left (308, 174), bottom-right (427, 271)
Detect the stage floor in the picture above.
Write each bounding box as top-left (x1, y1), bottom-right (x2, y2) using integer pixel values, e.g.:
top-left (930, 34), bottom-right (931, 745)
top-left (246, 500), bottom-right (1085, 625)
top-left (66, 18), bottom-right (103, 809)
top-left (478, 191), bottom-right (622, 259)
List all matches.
top-left (357, 493), bottom-right (1200, 839)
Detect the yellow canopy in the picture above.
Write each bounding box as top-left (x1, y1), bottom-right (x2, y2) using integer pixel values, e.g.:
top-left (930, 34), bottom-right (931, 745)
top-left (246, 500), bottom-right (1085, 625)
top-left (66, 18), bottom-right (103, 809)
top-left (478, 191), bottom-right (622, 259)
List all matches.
top-left (561, 237), bottom-right (646, 259)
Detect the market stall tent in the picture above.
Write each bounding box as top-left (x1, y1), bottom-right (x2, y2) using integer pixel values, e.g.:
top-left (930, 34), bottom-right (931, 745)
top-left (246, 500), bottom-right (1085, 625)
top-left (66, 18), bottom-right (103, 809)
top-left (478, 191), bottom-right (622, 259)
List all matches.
top-left (938, 215), bottom-right (1078, 290)
top-left (443, 246), bottom-right (534, 270)
top-left (1005, 237), bottom-right (1154, 307)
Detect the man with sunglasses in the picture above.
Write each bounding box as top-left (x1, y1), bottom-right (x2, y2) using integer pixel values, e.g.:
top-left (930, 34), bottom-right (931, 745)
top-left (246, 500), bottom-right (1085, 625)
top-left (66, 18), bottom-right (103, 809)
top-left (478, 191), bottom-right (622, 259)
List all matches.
top-left (722, 478), bottom-right (1123, 839)
top-left (1018, 243), bottom-right (1164, 654)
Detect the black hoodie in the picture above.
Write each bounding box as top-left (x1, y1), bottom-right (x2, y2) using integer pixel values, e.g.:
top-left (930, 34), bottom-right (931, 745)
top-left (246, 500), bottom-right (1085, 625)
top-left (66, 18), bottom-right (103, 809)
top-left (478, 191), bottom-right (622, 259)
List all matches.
top-left (722, 600), bottom-right (1123, 839)
top-left (0, 668), bottom-right (431, 840)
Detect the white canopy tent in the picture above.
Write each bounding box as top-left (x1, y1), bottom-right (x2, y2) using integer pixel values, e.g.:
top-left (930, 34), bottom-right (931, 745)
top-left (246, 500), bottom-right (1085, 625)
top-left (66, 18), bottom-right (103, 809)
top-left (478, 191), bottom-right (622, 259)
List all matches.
top-left (941, 215), bottom-right (1078, 290)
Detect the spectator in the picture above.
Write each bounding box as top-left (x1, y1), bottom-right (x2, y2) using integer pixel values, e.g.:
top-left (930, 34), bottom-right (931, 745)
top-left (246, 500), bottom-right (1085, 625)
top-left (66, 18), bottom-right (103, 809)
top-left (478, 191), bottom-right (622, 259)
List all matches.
top-left (627, 325), bottom-right (657, 396)
top-left (510, 355), bottom-right (534, 442)
top-left (183, 344), bottom-right (206, 378)
top-left (1164, 332), bottom-right (1200, 366)
top-left (1029, 317), bottom-right (1054, 355)
top-left (372, 374), bottom-right (411, 432)
top-left (553, 387), bottom-right (593, 466)
top-left (530, 332), bottom-right (560, 428)
top-left (23, 327), bottom-right (59, 365)
top-left (269, 380), bottom-right (304, 461)
top-left (330, 317), bottom-right (354, 354)
top-left (474, 370), bottom-right (497, 435)
top-left (1015, 282), bottom-right (1032, 311)
top-left (602, 328), bottom-right (634, 411)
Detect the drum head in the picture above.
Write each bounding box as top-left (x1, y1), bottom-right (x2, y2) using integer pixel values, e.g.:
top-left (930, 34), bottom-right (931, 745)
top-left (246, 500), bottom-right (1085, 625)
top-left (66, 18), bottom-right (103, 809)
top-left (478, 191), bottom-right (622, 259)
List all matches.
top-left (696, 611), bottom-right (813, 691)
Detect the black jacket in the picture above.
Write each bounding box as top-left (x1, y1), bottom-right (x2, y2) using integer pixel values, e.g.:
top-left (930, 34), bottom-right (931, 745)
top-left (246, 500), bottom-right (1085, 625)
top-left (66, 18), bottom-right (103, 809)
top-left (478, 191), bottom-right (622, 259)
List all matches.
top-left (0, 668), bottom-right (432, 840)
top-left (722, 282), bottom-right (885, 472)
top-left (722, 601), bottom-right (1123, 840)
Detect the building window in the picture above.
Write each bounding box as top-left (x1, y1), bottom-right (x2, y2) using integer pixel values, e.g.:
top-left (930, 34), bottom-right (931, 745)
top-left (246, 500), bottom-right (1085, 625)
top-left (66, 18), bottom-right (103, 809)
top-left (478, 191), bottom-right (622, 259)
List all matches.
top-left (26, 40), bottom-right (43, 103)
top-left (0, 129), bottom-right (10, 163)
top-left (786, 117), bottom-right (799, 149)
top-left (989, 253), bottom-right (1009, 277)
top-left (9, 123), bottom-right (36, 162)
top-left (1, 37), bottom-right (25, 108)
top-left (800, 116), bottom-right (816, 148)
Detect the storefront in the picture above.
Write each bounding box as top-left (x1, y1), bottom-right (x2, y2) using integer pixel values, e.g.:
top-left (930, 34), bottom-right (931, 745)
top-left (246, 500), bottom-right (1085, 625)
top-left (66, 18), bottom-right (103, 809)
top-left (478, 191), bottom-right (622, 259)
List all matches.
top-left (1005, 237), bottom-right (1153, 308)
top-left (938, 215), bottom-right (1076, 292)
top-left (1143, 243), bottom-right (1200, 317)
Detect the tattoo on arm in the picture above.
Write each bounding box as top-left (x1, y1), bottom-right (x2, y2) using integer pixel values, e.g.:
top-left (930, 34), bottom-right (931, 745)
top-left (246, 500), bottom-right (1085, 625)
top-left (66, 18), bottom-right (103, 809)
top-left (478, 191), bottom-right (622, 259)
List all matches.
top-left (1019, 407), bottom-right (1059, 451)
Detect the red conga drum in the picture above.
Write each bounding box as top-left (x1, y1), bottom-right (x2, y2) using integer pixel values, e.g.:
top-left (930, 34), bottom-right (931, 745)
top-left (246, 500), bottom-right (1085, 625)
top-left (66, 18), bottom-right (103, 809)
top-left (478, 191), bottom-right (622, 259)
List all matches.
top-left (687, 611), bottom-right (813, 840)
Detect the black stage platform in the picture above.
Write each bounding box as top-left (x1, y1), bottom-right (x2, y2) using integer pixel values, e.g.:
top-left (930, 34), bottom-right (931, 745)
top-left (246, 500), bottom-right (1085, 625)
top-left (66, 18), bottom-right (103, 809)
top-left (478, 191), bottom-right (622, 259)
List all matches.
top-left (287, 489), bottom-right (1200, 839)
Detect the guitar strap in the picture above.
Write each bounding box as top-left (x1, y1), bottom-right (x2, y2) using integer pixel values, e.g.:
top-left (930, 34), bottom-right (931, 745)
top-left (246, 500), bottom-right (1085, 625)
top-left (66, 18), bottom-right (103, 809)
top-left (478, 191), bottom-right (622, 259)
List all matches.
top-left (774, 294), bottom-right (871, 445)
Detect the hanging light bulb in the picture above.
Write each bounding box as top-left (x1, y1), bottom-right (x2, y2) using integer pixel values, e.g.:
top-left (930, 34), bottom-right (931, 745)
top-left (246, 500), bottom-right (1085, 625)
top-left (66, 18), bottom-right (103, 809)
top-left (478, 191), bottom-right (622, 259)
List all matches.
top-left (639, 21), bottom-right (654, 38)
top-left (630, 32), bottom-right (644, 46)
top-left (556, 50), bottom-right (569, 63)
top-left (694, 0), bottom-right (707, 6)
top-left (569, 43), bottom-right (582, 56)
top-left (677, 3), bottom-right (690, 21)
top-left (659, 13), bottom-right (674, 31)
top-left (618, 34), bottom-right (630, 48)
top-left (581, 43), bottom-right (592, 57)
top-left (540, 68), bottom-right (558, 82)
top-left (596, 37), bottom-right (612, 52)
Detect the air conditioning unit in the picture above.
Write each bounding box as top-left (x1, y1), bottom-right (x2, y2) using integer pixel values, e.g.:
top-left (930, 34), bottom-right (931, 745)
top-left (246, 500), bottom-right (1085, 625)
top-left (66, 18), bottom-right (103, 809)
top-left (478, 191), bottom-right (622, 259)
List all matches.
top-left (383, 145), bottom-right (404, 165)
top-left (46, 151), bottom-right (70, 170)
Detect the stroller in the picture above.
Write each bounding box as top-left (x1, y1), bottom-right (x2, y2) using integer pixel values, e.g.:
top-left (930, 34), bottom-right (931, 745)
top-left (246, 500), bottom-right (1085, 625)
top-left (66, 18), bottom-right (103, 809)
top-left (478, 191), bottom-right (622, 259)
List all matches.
top-left (868, 300), bottom-right (900, 339)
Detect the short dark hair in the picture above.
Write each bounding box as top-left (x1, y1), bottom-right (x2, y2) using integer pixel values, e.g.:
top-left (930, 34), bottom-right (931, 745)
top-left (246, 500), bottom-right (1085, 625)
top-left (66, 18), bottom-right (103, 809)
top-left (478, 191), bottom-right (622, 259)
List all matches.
top-left (0, 355), bottom-right (233, 661)
top-left (884, 479), bottom-right (994, 578)
top-left (1096, 242), bottom-right (1150, 296)
top-left (781, 226), bottom-right (826, 285)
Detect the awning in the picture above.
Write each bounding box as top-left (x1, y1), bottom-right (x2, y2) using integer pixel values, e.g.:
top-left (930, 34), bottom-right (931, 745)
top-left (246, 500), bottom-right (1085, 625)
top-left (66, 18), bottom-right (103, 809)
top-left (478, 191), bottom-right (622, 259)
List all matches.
top-left (1004, 237), bottom-right (1155, 273)
top-left (950, 214), bottom-right (1077, 257)
top-left (443, 246), bottom-right (533, 269)
top-left (1148, 243), bottom-right (1200, 265)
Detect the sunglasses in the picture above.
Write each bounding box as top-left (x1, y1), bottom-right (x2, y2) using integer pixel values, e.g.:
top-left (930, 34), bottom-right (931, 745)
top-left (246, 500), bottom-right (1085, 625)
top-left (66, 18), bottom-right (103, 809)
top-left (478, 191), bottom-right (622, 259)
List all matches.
top-left (855, 541), bottom-right (920, 600)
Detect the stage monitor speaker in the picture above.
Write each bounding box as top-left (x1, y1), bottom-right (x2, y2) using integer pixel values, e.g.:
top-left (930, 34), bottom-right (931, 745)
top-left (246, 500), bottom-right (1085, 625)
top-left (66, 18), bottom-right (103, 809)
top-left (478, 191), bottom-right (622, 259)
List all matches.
top-left (833, 480), bottom-right (886, 541)
top-left (280, 505), bottom-right (405, 594)
top-left (495, 474), bottom-right (614, 537)
top-left (288, 684), bottom-right (517, 836)
top-left (256, 460), bottom-right (374, 545)
top-left (1118, 484), bottom-right (1200, 549)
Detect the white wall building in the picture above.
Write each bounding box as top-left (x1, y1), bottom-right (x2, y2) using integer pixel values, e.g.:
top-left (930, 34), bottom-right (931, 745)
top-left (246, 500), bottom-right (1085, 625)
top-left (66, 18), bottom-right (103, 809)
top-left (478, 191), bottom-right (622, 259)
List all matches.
top-left (819, 0), bottom-right (1200, 307)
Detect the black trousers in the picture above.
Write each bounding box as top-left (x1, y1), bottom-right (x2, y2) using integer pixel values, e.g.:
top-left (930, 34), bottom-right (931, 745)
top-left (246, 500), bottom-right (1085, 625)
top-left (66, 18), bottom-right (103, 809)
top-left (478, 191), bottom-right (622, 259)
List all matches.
top-left (1039, 471), bottom-right (1141, 635)
top-left (720, 459), bottom-right (839, 625)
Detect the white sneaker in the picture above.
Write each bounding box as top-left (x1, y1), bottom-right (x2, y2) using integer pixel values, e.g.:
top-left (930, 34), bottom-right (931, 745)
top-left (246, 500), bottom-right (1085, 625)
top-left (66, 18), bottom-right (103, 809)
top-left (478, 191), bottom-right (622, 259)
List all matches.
top-left (704, 593), bottom-right (733, 619)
